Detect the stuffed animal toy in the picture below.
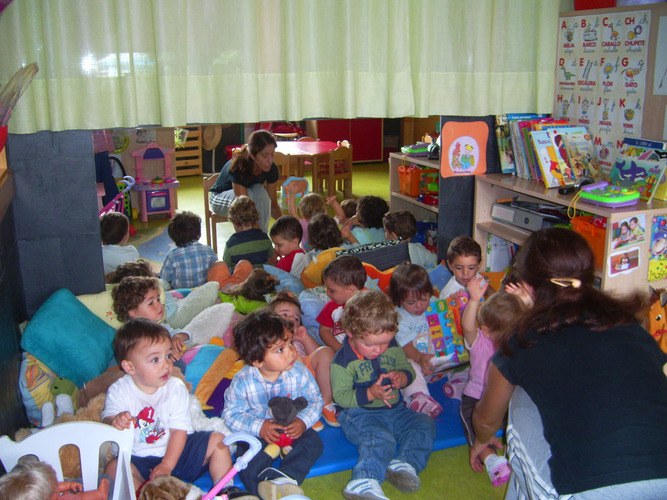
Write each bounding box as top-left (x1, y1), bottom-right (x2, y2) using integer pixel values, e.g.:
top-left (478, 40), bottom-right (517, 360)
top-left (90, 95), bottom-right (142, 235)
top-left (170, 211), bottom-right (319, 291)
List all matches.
top-left (137, 474), bottom-right (206, 500)
top-left (15, 393), bottom-right (108, 480)
top-left (263, 396), bottom-right (308, 459)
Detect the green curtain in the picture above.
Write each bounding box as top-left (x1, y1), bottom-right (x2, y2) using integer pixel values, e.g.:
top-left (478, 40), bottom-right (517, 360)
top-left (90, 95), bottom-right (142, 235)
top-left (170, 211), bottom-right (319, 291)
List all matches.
top-left (0, 0), bottom-right (561, 134)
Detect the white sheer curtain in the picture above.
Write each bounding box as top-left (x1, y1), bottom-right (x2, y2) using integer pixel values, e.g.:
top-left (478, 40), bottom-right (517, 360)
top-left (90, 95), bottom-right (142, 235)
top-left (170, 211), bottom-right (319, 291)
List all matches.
top-left (0, 0), bottom-right (561, 134)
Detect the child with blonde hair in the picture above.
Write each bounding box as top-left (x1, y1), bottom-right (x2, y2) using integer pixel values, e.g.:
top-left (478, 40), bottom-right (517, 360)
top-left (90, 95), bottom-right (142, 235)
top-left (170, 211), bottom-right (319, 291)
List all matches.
top-left (0, 458), bottom-right (109, 500)
top-left (287, 191), bottom-right (326, 251)
top-left (332, 289), bottom-right (435, 500)
top-left (460, 277), bottom-right (526, 487)
top-left (386, 263), bottom-right (443, 418)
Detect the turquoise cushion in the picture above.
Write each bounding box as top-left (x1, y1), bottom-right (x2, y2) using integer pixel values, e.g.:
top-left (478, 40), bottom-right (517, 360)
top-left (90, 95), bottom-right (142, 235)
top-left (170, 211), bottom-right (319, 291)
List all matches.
top-left (20, 289), bottom-right (116, 387)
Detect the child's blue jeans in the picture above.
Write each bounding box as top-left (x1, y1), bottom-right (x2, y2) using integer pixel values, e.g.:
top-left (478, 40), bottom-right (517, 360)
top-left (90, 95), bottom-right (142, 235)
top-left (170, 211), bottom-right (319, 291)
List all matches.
top-left (338, 405), bottom-right (436, 483)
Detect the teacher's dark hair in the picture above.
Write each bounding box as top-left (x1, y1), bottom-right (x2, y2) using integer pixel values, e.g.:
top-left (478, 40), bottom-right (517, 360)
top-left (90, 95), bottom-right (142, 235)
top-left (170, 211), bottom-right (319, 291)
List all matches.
top-left (504, 227), bottom-right (646, 353)
top-left (229, 130), bottom-right (277, 184)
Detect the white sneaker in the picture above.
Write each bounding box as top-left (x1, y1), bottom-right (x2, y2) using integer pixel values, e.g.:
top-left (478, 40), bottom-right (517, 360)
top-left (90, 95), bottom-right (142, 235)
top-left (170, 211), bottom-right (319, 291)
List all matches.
top-left (342, 478), bottom-right (389, 500)
top-left (386, 459), bottom-right (420, 492)
top-left (257, 468), bottom-right (303, 500)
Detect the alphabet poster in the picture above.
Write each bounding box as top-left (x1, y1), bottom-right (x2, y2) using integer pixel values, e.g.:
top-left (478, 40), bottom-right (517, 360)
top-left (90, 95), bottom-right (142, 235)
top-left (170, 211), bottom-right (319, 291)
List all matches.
top-left (553, 10), bottom-right (651, 180)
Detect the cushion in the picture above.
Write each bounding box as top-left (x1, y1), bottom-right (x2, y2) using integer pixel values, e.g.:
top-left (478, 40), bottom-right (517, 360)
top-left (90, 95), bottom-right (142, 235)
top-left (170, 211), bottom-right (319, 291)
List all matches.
top-left (363, 262), bottom-right (396, 294)
top-left (301, 247), bottom-right (343, 288)
top-left (264, 265), bottom-right (306, 295)
top-left (18, 353), bottom-right (57, 426)
top-left (76, 290), bottom-right (122, 329)
top-left (184, 302), bottom-right (236, 346)
top-left (299, 288), bottom-right (328, 343)
top-left (337, 240), bottom-right (410, 271)
top-left (167, 281), bottom-right (220, 329)
top-left (21, 288), bottom-right (116, 387)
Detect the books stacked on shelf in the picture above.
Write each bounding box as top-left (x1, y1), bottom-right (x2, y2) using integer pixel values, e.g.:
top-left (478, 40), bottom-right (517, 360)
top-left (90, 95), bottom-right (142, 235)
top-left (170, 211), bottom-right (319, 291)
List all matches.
top-left (494, 113), bottom-right (548, 175)
top-left (609, 138), bottom-right (667, 203)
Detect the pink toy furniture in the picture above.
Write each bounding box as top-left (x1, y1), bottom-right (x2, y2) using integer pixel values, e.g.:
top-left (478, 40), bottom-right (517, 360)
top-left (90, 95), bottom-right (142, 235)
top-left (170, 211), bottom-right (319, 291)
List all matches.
top-left (131, 142), bottom-right (180, 222)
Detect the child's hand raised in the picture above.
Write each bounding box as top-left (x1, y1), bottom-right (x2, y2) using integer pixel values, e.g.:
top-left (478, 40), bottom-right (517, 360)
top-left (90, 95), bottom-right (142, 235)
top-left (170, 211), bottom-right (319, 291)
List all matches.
top-left (260, 419), bottom-right (284, 443)
top-left (367, 373), bottom-right (396, 407)
top-left (111, 411), bottom-right (136, 430)
top-left (325, 195), bottom-right (338, 206)
top-left (467, 276), bottom-right (488, 302)
top-left (505, 282), bottom-right (533, 307)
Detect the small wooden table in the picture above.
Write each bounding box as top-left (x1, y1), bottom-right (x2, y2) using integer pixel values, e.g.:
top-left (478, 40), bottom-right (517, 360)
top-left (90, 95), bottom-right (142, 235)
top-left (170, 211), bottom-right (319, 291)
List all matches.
top-left (276, 140), bottom-right (339, 190)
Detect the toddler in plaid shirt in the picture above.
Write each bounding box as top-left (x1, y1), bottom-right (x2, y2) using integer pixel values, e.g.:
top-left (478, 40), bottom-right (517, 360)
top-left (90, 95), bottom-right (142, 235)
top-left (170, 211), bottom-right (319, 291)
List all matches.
top-left (223, 309), bottom-right (323, 499)
top-left (160, 211), bottom-right (218, 289)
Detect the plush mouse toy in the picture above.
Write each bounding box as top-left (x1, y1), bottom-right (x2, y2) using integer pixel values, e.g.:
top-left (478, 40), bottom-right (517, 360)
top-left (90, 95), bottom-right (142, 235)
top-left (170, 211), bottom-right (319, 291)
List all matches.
top-left (264, 396), bottom-right (308, 458)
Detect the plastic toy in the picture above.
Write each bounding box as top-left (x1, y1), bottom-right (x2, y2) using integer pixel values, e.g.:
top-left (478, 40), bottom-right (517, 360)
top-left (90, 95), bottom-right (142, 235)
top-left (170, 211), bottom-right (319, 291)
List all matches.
top-left (131, 142), bottom-right (180, 222)
top-left (579, 181), bottom-right (640, 208)
top-left (202, 432), bottom-right (262, 500)
top-left (401, 142), bottom-right (430, 156)
top-left (98, 176), bottom-right (135, 217)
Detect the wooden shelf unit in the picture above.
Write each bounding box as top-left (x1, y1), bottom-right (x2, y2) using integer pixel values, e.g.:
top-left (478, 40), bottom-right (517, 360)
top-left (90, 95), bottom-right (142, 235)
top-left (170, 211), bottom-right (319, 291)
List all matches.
top-left (474, 173), bottom-right (667, 295)
top-left (388, 153), bottom-right (439, 221)
top-left (174, 125), bottom-right (202, 176)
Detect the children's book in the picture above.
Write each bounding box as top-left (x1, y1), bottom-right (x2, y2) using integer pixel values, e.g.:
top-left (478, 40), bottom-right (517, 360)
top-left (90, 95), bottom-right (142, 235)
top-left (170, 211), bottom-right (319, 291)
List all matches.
top-left (519, 117), bottom-right (553, 180)
top-left (530, 130), bottom-right (569, 187)
top-left (495, 115), bottom-right (515, 174)
top-left (424, 297), bottom-right (469, 373)
top-left (609, 138), bottom-right (667, 203)
top-left (560, 130), bottom-right (604, 183)
top-left (495, 113), bottom-right (548, 176)
top-left (546, 126), bottom-right (587, 185)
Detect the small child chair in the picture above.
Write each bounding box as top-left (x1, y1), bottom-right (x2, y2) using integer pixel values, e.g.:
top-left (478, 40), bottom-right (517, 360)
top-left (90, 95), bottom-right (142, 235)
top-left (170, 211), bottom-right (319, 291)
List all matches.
top-left (0, 421), bottom-right (134, 500)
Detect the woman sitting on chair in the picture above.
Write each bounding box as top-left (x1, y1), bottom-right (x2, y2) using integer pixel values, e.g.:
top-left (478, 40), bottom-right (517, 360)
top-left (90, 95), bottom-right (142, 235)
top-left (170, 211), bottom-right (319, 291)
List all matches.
top-left (209, 129), bottom-right (283, 233)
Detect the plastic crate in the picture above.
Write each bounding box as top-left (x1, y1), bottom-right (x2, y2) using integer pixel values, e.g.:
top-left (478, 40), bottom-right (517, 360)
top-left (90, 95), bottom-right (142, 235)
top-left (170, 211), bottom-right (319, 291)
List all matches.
top-left (398, 166), bottom-right (439, 197)
top-left (398, 165), bottom-right (422, 196)
top-left (570, 215), bottom-right (606, 270)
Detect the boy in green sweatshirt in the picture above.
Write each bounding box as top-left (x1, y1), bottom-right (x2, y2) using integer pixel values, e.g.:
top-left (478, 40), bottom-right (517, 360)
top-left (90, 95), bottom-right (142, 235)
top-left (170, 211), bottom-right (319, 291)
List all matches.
top-left (331, 290), bottom-right (436, 500)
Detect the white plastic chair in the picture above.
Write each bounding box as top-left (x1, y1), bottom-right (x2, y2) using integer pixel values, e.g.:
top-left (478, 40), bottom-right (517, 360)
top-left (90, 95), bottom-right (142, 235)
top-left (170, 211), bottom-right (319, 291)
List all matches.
top-left (0, 421), bottom-right (135, 500)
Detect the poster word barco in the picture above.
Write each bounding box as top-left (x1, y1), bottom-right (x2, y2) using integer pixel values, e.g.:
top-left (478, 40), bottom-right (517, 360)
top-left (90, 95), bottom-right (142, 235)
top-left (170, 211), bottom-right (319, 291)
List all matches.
top-left (554, 10), bottom-right (651, 180)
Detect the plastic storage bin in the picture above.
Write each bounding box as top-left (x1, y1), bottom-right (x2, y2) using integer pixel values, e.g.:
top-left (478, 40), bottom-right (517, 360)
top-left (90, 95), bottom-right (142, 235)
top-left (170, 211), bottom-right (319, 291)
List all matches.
top-left (398, 165), bottom-right (423, 196)
top-left (570, 215), bottom-right (606, 270)
top-left (398, 166), bottom-right (439, 197)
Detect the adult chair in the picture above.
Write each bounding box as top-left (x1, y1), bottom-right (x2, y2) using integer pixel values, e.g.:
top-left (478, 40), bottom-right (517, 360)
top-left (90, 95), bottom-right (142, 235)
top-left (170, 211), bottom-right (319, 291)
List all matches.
top-left (0, 421), bottom-right (134, 500)
top-left (203, 173), bottom-right (228, 253)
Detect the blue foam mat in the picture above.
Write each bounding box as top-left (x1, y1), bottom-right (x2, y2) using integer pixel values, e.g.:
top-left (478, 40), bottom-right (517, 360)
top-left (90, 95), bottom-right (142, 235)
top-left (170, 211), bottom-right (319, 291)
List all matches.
top-left (194, 378), bottom-right (466, 491)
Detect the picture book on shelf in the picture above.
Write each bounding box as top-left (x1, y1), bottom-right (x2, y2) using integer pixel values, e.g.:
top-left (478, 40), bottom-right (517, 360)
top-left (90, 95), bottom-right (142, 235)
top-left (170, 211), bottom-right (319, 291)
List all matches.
top-left (530, 130), bottom-right (569, 188)
top-left (546, 126), bottom-right (588, 185)
top-left (560, 130), bottom-right (604, 182)
top-left (495, 113), bottom-right (548, 176)
top-left (609, 138), bottom-right (667, 203)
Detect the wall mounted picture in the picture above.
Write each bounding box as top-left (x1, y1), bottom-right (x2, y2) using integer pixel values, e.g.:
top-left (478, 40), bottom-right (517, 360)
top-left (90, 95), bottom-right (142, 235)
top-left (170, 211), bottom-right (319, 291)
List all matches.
top-left (440, 115), bottom-right (499, 179)
top-left (136, 128), bottom-right (156, 144)
top-left (649, 215), bottom-right (667, 281)
top-left (612, 214), bottom-right (646, 249)
top-left (608, 247), bottom-right (640, 277)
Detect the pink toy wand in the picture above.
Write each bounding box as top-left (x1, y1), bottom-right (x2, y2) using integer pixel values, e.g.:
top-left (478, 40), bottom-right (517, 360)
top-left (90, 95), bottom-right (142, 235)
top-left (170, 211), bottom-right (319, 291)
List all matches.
top-left (202, 432), bottom-right (262, 500)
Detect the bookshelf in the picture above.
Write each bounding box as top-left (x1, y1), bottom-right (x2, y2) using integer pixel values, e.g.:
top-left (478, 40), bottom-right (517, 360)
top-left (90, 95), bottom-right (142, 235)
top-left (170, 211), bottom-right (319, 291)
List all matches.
top-left (388, 152), bottom-right (439, 221)
top-left (474, 173), bottom-right (667, 295)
